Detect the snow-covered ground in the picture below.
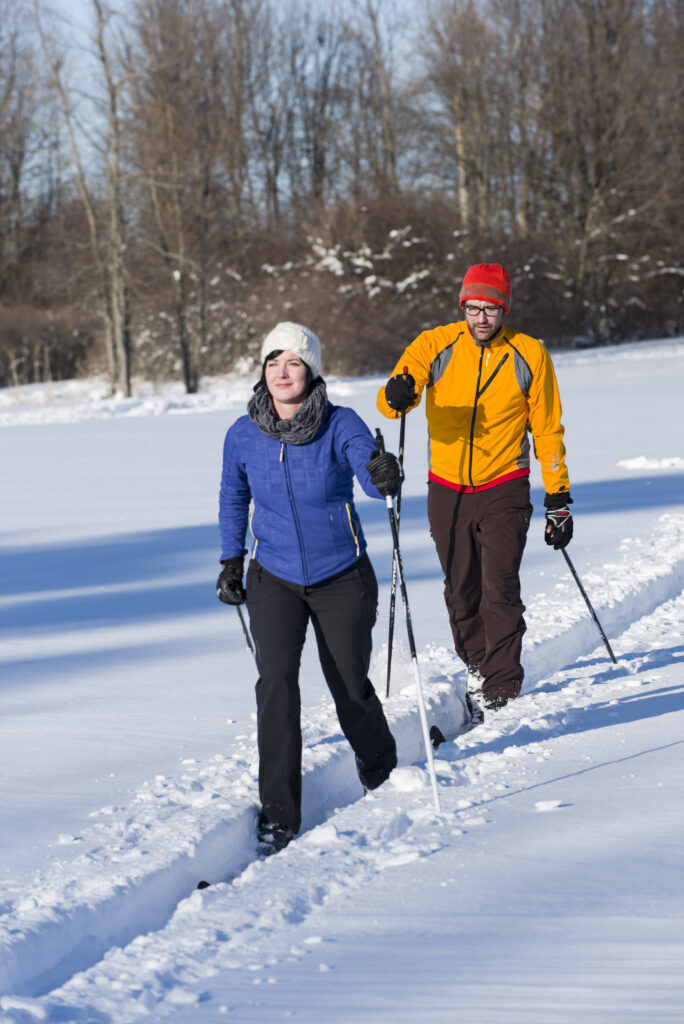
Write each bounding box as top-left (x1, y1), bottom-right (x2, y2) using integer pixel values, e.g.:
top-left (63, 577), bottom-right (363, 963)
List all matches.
top-left (1, 337), bottom-right (683, 1023)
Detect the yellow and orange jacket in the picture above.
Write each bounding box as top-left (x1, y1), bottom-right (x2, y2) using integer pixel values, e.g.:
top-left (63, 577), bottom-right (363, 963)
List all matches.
top-left (376, 321), bottom-right (570, 497)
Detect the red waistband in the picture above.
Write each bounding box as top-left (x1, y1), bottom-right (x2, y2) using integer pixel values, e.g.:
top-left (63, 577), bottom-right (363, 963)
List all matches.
top-left (427, 468), bottom-right (530, 493)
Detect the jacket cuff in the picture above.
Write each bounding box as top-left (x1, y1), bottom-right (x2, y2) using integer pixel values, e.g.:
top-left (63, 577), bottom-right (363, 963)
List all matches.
top-left (221, 548), bottom-right (248, 565)
top-left (544, 491), bottom-right (573, 510)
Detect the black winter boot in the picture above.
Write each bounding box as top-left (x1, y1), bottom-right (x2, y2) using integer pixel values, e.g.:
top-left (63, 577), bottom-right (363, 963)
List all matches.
top-left (356, 747), bottom-right (398, 794)
top-left (256, 811), bottom-right (295, 857)
top-left (484, 695), bottom-right (510, 712)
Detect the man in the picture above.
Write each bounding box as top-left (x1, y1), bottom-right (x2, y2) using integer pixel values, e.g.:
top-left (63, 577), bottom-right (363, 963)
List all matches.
top-left (377, 263), bottom-right (572, 713)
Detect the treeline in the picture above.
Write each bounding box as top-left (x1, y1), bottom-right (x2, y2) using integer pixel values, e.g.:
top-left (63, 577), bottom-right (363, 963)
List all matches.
top-left (0, 0), bottom-right (681, 392)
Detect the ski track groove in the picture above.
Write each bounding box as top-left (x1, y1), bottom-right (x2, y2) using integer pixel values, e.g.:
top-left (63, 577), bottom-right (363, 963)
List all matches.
top-left (0, 514), bottom-right (683, 1021)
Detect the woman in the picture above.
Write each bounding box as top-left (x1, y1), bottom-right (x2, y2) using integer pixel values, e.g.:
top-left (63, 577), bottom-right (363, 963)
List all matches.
top-left (217, 322), bottom-right (402, 856)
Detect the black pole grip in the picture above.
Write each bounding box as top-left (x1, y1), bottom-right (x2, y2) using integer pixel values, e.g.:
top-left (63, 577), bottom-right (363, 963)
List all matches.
top-left (375, 427), bottom-right (386, 454)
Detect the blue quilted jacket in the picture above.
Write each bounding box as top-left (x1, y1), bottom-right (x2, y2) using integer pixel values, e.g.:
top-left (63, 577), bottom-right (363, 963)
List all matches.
top-left (219, 404), bottom-right (385, 586)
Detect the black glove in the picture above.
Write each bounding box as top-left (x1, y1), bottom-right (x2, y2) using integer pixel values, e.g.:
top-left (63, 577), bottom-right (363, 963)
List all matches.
top-left (384, 373), bottom-right (416, 412)
top-left (544, 493), bottom-right (573, 550)
top-left (367, 450), bottom-right (403, 497)
top-left (216, 555), bottom-right (247, 605)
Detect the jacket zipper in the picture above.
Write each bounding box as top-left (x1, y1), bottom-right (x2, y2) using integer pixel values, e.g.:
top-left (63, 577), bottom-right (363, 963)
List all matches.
top-left (468, 350), bottom-right (509, 487)
top-left (281, 442), bottom-right (309, 582)
top-left (345, 503), bottom-right (360, 556)
top-left (248, 505), bottom-right (259, 560)
top-left (478, 352), bottom-right (509, 397)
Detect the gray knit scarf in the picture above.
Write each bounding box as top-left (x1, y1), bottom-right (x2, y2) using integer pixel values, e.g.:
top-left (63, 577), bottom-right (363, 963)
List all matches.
top-left (248, 377), bottom-right (329, 444)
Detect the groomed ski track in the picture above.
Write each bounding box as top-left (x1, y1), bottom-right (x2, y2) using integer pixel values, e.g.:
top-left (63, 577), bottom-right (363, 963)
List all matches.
top-left (1, 512), bottom-right (683, 1023)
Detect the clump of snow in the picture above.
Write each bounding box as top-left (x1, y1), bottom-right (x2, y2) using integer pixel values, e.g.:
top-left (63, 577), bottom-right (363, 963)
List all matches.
top-left (535, 799), bottom-right (564, 812)
top-left (388, 766), bottom-right (429, 791)
top-left (617, 456), bottom-right (684, 470)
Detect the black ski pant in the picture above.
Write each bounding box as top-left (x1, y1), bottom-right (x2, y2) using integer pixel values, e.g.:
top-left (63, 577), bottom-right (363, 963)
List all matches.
top-left (246, 554), bottom-right (396, 833)
top-left (427, 477), bottom-right (533, 703)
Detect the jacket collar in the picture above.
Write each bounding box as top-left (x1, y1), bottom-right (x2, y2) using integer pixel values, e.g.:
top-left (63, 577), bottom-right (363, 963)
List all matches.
top-left (465, 322), bottom-right (506, 348)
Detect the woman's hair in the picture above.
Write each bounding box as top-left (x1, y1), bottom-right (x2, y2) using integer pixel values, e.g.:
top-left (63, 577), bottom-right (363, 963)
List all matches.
top-left (261, 349), bottom-right (314, 391)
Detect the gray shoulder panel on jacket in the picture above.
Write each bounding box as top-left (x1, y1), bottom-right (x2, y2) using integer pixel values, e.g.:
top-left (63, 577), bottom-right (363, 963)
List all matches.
top-left (509, 344), bottom-right (533, 396)
top-left (428, 332), bottom-right (463, 387)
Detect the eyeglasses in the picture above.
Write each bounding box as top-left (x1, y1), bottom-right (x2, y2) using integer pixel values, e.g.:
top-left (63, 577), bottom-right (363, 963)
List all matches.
top-left (463, 304), bottom-right (502, 318)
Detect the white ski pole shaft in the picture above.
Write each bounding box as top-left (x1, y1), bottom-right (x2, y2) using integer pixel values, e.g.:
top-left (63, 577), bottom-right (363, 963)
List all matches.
top-left (386, 402), bottom-right (407, 698)
top-left (375, 429), bottom-right (440, 812)
top-left (236, 604), bottom-right (258, 666)
top-left (408, 642), bottom-right (441, 813)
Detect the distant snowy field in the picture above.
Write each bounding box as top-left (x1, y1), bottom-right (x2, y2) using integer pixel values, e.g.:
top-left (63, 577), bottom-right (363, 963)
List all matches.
top-left (1, 337), bottom-right (683, 1023)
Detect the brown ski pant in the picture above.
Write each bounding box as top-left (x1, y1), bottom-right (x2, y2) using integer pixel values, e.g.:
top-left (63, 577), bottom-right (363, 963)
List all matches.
top-left (427, 477), bottom-right (533, 702)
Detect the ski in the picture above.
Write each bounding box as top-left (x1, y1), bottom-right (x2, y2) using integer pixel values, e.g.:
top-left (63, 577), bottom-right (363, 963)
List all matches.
top-left (429, 724), bottom-right (447, 749)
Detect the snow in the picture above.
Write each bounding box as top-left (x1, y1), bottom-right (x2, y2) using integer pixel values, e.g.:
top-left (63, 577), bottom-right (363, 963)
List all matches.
top-left (1, 336), bottom-right (683, 1023)
top-left (617, 456), bottom-right (684, 471)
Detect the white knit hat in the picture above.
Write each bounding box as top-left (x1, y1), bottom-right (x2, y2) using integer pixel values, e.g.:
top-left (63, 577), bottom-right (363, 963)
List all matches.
top-left (260, 322), bottom-right (322, 380)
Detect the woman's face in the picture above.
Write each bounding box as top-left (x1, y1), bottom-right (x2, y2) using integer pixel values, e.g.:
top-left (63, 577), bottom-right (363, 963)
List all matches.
top-left (264, 350), bottom-right (310, 414)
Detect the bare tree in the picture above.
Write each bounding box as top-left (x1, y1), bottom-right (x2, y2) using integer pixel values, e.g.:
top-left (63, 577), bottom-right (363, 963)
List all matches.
top-left (418, 0), bottom-right (499, 229)
top-left (535, 0), bottom-right (675, 309)
top-left (351, 0), bottom-right (401, 194)
top-left (288, 4), bottom-right (351, 207)
top-left (246, 3), bottom-right (295, 224)
top-left (488, 0), bottom-right (545, 236)
top-left (35, 0), bottom-right (133, 396)
top-left (93, 0), bottom-right (133, 396)
top-left (130, 0), bottom-right (213, 394)
top-left (128, 0), bottom-right (262, 392)
top-left (0, 1), bottom-right (33, 295)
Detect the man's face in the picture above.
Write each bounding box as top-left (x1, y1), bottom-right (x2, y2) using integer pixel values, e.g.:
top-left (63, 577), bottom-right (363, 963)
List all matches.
top-left (462, 302), bottom-right (505, 343)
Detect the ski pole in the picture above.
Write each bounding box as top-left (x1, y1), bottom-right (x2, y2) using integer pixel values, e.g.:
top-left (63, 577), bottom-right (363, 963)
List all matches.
top-left (376, 427), bottom-right (441, 813)
top-left (236, 604), bottom-right (257, 665)
top-left (386, 376), bottom-right (408, 697)
top-left (561, 548), bottom-right (617, 664)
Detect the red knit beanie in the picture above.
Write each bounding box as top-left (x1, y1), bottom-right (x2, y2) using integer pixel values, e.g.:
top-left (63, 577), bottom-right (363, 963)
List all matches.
top-left (459, 263), bottom-right (512, 312)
